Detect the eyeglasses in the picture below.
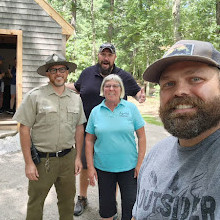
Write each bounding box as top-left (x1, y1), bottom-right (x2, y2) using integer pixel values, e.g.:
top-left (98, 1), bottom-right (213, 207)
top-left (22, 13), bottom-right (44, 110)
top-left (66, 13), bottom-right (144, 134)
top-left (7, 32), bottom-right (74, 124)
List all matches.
top-left (104, 84), bottom-right (120, 89)
top-left (47, 67), bottom-right (68, 74)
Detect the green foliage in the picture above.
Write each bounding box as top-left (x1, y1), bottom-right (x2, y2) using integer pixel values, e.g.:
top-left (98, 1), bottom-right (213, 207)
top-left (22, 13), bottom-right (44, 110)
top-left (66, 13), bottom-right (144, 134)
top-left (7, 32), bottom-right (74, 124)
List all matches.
top-left (153, 84), bottom-right (160, 97)
top-left (180, 0), bottom-right (220, 50)
top-left (46, 0), bottom-right (220, 84)
top-left (47, 0), bottom-right (72, 22)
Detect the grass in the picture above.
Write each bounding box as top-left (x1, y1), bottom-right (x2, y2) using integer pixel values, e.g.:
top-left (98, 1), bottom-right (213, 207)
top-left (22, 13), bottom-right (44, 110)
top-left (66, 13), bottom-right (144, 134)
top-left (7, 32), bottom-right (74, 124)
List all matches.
top-left (142, 114), bottom-right (163, 126)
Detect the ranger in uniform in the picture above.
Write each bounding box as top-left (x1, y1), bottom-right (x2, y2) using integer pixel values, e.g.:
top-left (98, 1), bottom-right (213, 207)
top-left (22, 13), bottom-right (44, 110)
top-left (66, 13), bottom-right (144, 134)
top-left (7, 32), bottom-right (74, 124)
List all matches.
top-left (13, 54), bottom-right (86, 220)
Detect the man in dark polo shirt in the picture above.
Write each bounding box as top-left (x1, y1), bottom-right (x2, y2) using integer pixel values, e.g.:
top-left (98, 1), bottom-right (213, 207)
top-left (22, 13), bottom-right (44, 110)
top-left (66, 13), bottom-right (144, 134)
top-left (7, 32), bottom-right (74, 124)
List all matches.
top-left (67, 43), bottom-right (146, 218)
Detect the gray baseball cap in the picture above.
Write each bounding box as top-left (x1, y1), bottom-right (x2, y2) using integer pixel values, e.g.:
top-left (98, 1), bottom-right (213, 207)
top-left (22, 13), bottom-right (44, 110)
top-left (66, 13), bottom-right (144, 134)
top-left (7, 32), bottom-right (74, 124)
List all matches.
top-left (99, 43), bottom-right (116, 54)
top-left (37, 53), bottom-right (77, 76)
top-left (143, 40), bottom-right (220, 83)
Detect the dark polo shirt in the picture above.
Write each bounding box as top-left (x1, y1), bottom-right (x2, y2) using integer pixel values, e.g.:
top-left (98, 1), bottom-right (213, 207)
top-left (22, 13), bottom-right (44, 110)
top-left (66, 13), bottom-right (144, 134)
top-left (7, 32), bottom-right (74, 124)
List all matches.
top-left (74, 64), bottom-right (141, 120)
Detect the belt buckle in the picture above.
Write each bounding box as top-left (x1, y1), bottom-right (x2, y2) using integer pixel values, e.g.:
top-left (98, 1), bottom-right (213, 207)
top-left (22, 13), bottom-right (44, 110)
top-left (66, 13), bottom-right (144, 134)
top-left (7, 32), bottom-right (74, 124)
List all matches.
top-left (56, 150), bottom-right (62, 157)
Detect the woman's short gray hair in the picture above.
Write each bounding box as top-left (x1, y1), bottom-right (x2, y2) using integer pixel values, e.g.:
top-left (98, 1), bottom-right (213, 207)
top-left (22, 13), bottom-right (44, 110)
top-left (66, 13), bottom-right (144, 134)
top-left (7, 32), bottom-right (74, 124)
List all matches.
top-left (100, 74), bottom-right (125, 98)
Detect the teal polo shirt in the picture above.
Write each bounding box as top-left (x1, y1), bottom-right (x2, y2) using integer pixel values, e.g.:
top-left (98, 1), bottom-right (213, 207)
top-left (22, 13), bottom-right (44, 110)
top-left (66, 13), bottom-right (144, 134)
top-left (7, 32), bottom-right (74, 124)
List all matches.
top-left (86, 99), bottom-right (145, 172)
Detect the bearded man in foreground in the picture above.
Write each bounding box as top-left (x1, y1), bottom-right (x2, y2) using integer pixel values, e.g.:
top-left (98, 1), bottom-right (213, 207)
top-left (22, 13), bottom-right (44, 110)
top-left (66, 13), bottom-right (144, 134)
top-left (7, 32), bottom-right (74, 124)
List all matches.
top-left (132, 40), bottom-right (220, 220)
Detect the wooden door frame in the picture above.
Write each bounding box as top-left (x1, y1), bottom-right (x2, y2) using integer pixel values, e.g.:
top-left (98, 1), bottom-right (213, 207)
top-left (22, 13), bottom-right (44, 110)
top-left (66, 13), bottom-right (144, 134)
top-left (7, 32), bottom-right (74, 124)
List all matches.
top-left (0, 29), bottom-right (23, 109)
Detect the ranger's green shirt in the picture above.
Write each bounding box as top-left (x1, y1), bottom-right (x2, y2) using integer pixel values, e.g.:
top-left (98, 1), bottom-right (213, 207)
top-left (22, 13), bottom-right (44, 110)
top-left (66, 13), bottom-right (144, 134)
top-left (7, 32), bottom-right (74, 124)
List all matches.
top-left (13, 83), bottom-right (86, 152)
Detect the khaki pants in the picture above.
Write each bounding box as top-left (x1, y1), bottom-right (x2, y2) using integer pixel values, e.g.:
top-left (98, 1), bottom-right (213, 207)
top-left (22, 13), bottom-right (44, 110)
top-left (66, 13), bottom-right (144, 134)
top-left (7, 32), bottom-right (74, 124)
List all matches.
top-left (26, 149), bottom-right (76, 220)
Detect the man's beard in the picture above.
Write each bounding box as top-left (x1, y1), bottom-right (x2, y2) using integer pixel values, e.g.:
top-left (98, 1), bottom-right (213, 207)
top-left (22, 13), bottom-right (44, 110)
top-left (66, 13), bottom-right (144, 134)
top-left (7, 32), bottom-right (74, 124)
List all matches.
top-left (98, 63), bottom-right (113, 76)
top-left (159, 96), bottom-right (220, 139)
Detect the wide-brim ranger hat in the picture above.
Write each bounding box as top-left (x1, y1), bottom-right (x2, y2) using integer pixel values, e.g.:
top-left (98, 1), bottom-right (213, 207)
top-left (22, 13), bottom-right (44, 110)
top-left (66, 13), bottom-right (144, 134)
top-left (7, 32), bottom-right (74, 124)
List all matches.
top-left (37, 53), bottom-right (77, 76)
top-left (99, 43), bottom-right (116, 54)
top-left (143, 40), bottom-right (220, 83)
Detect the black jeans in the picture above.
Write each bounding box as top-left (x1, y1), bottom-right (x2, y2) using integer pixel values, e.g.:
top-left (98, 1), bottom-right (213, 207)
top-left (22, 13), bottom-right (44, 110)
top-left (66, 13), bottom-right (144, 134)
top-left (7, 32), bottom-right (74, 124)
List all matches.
top-left (96, 168), bottom-right (137, 220)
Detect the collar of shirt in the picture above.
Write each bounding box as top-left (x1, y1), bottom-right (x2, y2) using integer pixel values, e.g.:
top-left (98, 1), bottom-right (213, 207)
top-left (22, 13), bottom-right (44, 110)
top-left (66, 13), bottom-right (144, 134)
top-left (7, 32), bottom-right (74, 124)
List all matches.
top-left (100, 99), bottom-right (126, 110)
top-left (47, 83), bottom-right (71, 97)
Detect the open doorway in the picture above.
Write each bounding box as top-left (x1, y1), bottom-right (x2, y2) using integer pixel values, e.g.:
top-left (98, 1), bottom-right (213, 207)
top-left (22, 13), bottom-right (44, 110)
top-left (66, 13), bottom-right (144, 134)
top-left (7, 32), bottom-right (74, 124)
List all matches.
top-left (0, 34), bottom-right (17, 121)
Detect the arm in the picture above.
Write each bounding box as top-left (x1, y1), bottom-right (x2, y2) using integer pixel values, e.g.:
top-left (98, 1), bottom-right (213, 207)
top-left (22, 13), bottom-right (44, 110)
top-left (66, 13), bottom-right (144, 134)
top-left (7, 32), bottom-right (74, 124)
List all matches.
top-left (0, 72), bottom-right (5, 79)
top-left (85, 133), bottom-right (97, 186)
top-left (19, 124), bottom-right (39, 180)
top-left (65, 83), bottom-right (79, 93)
top-left (8, 68), bottom-right (12, 78)
top-left (74, 124), bottom-right (84, 175)
top-left (131, 218), bottom-right (136, 220)
top-left (134, 87), bottom-right (146, 103)
top-left (134, 126), bottom-right (146, 178)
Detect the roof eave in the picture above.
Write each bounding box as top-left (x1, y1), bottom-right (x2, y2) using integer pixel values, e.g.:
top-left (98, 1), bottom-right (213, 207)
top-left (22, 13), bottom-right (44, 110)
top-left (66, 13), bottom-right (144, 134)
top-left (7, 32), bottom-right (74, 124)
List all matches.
top-left (34, 0), bottom-right (75, 37)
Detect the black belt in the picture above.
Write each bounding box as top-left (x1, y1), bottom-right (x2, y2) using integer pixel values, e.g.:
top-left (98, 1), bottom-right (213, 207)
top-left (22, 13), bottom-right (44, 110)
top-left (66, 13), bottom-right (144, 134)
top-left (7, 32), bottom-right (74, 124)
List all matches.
top-left (38, 148), bottom-right (72, 158)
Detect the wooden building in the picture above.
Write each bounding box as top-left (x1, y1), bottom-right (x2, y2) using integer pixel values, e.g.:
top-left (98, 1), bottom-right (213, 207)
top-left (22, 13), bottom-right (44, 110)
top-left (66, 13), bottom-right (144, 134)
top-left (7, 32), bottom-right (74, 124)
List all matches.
top-left (0, 0), bottom-right (75, 131)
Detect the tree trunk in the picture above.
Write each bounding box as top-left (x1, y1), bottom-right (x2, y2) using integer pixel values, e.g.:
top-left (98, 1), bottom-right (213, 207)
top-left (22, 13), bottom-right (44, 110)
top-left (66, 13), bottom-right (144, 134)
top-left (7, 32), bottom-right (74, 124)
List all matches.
top-left (70, 0), bottom-right (77, 29)
top-left (172, 0), bottom-right (181, 42)
top-left (139, 0), bottom-right (143, 11)
top-left (91, 0), bottom-right (97, 64)
top-left (132, 48), bottom-right (136, 76)
top-left (217, 0), bottom-right (220, 34)
top-left (107, 0), bottom-right (114, 42)
top-left (145, 57), bottom-right (150, 97)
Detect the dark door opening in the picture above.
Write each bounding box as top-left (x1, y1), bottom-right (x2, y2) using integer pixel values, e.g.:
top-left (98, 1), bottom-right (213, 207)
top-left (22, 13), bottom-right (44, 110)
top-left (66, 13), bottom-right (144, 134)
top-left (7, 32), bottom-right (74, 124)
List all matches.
top-left (0, 34), bottom-right (17, 121)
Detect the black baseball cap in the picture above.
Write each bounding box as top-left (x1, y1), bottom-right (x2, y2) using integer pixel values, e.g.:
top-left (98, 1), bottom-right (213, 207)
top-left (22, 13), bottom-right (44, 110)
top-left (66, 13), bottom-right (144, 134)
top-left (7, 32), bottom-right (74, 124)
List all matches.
top-left (99, 43), bottom-right (116, 54)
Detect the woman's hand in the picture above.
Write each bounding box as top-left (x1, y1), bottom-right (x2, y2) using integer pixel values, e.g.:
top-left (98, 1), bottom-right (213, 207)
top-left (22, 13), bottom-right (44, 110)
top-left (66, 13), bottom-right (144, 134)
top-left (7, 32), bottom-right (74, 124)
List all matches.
top-left (87, 166), bottom-right (98, 186)
top-left (134, 164), bottom-right (142, 178)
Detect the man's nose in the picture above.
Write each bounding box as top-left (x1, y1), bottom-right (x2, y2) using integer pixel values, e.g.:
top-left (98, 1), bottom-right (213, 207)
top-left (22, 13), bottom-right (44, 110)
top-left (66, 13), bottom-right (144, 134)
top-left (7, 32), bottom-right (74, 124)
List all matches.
top-left (55, 71), bottom-right (63, 77)
top-left (103, 55), bottom-right (109, 60)
top-left (173, 81), bottom-right (191, 97)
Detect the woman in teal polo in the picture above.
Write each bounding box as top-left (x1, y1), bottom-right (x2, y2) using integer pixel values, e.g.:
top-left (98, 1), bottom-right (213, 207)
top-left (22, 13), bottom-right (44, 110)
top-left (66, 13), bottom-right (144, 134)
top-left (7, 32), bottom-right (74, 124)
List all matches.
top-left (85, 74), bottom-right (146, 220)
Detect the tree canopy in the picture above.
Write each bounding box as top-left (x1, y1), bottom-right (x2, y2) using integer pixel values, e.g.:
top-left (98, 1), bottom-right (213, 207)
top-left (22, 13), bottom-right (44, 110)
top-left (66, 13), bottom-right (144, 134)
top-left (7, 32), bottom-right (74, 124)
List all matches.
top-left (47, 0), bottom-right (220, 83)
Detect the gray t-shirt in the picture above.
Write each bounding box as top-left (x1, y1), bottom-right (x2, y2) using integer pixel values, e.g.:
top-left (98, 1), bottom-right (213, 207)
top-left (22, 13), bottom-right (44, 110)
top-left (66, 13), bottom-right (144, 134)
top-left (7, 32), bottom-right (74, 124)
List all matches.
top-left (133, 129), bottom-right (220, 219)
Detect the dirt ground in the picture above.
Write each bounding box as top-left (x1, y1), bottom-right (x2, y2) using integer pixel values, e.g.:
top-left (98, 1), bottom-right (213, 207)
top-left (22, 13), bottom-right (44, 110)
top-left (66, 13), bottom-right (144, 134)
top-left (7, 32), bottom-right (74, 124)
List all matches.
top-left (128, 96), bottom-right (160, 117)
